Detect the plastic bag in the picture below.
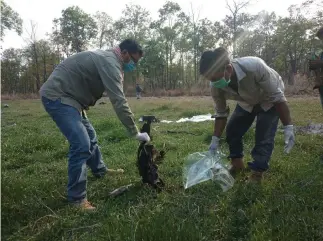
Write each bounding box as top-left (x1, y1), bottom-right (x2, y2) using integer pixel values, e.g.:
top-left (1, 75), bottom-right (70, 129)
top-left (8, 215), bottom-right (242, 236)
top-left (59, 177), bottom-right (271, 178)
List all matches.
top-left (183, 151), bottom-right (235, 192)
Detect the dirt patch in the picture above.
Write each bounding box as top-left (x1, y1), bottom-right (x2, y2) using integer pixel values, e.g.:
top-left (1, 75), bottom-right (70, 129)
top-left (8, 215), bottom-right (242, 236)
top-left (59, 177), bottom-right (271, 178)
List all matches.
top-left (295, 123), bottom-right (323, 136)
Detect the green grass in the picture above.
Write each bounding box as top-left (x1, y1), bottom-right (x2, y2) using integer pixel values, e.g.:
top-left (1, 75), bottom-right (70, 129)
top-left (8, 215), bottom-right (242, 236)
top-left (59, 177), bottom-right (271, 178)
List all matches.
top-left (1, 96), bottom-right (323, 241)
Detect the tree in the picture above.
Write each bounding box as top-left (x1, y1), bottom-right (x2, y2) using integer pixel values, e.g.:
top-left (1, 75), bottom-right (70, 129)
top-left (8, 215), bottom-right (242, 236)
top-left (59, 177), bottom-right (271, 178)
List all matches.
top-left (187, 3), bottom-right (201, 83)
top-left (117, 4), bottom-right (152, 85)
top-left (1, 48), bottom-right (22, 94)
top-left (37, 40), bottom-right (57, 83)
top-left (24, 21), bottom-right (41, 91)
top-left (0, 1), bottom-right (23, 41)
top-left (48, 18), bottom-right (69, 62)
top-left (255, 11), bottom-right (277, 63)
top-left (235, 11), bottom-right (277, 63)
top-left (93, 11), bottom-right (113, 49)
top-left (140, 39), bottom-right (166, 90)
top-left (52, 6), bottom-right (97, 54)
top-left (190, 19), bottom-right (223, 82)
top-left (274, 5), bottom-right (312, 84)
top-left (152, 1), bottom-right (182, 89)
top-left (1, 0), bottom-right (321, 95)
top-left (118, 4), bottom-right (151, 42)
top-left (174, 12), bottom-right (191, 85)
top-left (224, 0), bottom-right (253, 57)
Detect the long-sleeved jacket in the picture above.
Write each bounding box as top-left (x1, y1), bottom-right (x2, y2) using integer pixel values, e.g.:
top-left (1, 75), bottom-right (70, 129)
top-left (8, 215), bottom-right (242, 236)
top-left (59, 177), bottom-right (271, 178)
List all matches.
top-left (39, 48), bottom-right (138, 136)
top-left (211, 56), bottom-right (287, 117)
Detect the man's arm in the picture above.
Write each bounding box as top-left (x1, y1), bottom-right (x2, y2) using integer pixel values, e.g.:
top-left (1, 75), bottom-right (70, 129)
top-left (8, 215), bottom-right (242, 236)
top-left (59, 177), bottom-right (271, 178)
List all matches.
top-left (211, 87), bottom-right (229, 137)
top-left (309, 60), bottom-right (323, 89)
top-left (274, 101), bottom-right (292, 126)
top-left (213, 117), bottom-right (227, 137)
top-left (255, 59), bottom-right (292, 125)
top-left (97, 61), bottom-right (139, 136)
top-left (254, 58), bottom-right (295, 153)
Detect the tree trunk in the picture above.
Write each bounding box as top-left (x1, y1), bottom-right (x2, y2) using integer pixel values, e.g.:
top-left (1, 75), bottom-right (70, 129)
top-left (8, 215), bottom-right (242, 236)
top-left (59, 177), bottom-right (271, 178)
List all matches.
top-left (32, 43), bottom-right (41, 91)
top-left (43, 51), bottom-right (47, 84)
top-left (165, 43), bottom-right (169, 90)
top-left (289, 59), bottom-right (297, 85)
top-left (169, 42), bottom-right (173, 89)
top-left (233, 14), bottom-right (237, 57)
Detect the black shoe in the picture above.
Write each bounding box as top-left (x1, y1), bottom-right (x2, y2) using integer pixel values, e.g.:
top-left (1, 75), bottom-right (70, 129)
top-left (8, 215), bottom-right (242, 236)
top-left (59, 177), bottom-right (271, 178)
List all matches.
top-left (92, 167), bottom-right (108, 178)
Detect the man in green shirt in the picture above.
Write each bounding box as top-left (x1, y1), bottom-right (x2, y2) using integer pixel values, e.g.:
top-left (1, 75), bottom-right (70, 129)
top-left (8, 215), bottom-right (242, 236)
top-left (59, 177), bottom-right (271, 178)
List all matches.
top-left (40, 39), bottom-right (150, 210)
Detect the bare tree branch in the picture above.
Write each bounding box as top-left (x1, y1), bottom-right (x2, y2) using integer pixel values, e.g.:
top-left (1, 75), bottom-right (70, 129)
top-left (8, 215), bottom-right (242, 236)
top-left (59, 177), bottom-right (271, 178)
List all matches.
top-left (23, 20), bottom-right (38, 45)
top-left (226, 0), bottom-right (235, 14)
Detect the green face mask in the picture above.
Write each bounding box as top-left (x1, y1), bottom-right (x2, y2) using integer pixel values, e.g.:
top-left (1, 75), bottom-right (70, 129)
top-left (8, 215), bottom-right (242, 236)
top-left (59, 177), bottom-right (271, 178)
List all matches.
top-left (210, 77), bottom-right (231, 89)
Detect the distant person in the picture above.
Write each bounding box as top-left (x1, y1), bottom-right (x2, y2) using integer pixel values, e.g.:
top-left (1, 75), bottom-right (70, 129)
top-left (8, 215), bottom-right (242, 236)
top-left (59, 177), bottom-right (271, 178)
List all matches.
top-left (39, 39), bottom-right (150, 210)
top-left (199, 47), bottom-right (295, 182)
top-left (311, 27), bottom-right (323, 109)
top-left (136, 83), bottom-right (143, 99)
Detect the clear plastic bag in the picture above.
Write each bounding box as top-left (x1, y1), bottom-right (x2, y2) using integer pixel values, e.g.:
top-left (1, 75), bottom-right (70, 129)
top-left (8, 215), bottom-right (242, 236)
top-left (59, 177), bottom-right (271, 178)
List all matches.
top-left (183, 151), bottom-right (235, 192)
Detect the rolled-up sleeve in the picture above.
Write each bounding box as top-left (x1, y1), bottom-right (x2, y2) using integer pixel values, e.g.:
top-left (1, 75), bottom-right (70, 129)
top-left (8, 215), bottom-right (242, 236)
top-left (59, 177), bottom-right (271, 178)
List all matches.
top-left (211, 87), bottom-right (230, 118)
top-left (97, 61), bottom-right (139, 136)
top-left (255, 59), bottom-right (287, 103)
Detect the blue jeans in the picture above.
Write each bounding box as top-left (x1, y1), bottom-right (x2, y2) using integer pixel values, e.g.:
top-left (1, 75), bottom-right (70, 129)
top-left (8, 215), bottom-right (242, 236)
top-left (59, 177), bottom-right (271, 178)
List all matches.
top-left (41, 96), bottom-right (107, 203)
top-left (226, 104), bottom-right (279, 172)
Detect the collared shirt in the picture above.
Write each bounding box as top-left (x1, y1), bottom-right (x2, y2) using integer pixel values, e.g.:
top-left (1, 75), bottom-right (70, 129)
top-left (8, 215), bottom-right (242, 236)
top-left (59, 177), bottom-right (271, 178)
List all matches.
top-left (211, 56), bottom-right (287, 117)
top-left (39, 48), bottom-right (138, 136)
top-left (112, 46), bottom-right (123, 65)
top-left (112, 46), bottom-right (125, 83)
top-left (309, 53), bottom-right (323, 87)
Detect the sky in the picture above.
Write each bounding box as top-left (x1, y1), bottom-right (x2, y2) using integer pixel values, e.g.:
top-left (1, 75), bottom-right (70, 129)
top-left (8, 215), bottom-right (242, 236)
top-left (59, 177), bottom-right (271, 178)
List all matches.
top-left (2, 0), bottom-right (305, 50)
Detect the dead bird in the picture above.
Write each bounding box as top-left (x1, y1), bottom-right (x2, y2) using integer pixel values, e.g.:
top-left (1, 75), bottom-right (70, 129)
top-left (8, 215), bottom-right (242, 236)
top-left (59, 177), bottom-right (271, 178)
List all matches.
top-left (109, 184), bottom-right (133, 197)
top-left (137, 115), bottom-right (166, 191)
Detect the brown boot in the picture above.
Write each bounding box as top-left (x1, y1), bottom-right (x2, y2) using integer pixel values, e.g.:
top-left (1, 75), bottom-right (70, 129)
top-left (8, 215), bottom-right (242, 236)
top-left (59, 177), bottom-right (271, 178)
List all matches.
top-left (248, 170), bottom-right (264, 183)
top-left (70, 200), bottom-right (96, 211)
top-left (229, 158), bottom-right (245, 177)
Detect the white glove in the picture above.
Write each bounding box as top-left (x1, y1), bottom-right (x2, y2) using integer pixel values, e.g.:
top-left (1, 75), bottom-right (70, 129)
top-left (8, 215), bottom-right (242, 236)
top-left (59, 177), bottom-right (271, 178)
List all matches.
top-left (135, 132), bottom-right (150, 142)
top-left (283, 125), bottom-right (295, 154)
top-left (209, 136), bottom-right (220, 154)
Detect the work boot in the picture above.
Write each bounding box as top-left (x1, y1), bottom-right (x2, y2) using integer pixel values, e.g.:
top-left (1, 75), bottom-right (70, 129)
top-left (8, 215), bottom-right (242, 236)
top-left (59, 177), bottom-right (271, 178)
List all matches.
top-left (248, 170), bottom-right (264, 183)
top-left (92, 166), bottom-right (108, 179)
top-left (107, 168), bottom-right (124, 174)
top-left (229, 158), bottom-right (245, 177)
top-left (93, 167), bottom-right (124, 179)
top-left (71, 200), bottom-right (96, 211)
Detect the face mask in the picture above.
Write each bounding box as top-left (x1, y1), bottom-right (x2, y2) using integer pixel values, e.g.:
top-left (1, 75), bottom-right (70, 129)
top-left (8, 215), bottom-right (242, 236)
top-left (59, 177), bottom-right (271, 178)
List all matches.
top-left (209, 70), bottom-right (231, 88)
top-left (123, 59), bottom-right (136, 72)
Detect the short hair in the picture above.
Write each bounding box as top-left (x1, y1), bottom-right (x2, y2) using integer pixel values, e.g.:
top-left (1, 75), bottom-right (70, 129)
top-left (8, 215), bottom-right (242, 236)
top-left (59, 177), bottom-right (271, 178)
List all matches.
top-left (199, 47), bottom-right (230, 77)
top-left (316, 27), bottom-right (323, 40)
top-left (119, 39), bottom-right (143, 56)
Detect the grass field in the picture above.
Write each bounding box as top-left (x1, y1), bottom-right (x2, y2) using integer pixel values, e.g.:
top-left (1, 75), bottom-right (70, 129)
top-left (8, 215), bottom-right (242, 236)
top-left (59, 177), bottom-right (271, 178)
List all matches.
top-left (2, 96), bottom-right (323, 241)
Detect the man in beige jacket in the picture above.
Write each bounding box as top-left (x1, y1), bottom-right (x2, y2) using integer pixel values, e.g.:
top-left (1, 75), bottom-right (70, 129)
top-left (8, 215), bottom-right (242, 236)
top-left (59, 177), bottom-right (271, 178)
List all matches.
top-left (199, 47), bottom-right (295, 182)
top-left (310, 27), bottom-right (323, 109)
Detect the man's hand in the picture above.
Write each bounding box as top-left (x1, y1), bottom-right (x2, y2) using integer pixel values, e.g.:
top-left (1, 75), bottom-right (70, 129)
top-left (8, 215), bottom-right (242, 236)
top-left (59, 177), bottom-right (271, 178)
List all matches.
top-left (283, 125), bottom-right (295, 154)
top-left (274, 101), bottom-right (295, 154)
top-left (209, 117), bottom-right (226, 155)
top-left (136, 132), bottom-right (150, 142)
top-left (209, 136), bottom-right (220, 154)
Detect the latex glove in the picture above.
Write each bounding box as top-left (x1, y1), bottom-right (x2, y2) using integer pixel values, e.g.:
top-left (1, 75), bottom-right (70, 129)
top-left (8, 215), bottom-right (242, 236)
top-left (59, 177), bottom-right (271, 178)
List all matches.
top-left (283, 125), bottom-right (295, 154)
top-left (209, 136), bottom-right (220, 154)
top-left (136, 132), bottom-right (150, 142)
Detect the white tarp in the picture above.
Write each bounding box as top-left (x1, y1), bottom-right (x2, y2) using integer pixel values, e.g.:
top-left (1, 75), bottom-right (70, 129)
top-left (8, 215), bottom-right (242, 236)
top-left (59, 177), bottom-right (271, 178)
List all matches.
top-left (160, 114), bottom-right (214, 123)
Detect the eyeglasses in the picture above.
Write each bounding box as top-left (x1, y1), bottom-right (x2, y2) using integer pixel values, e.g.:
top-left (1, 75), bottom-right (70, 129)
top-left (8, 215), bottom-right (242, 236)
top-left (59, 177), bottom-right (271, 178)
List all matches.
top-left (129, 54), bottom-right (138, 64)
